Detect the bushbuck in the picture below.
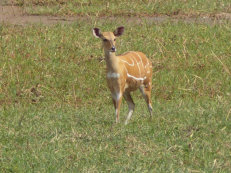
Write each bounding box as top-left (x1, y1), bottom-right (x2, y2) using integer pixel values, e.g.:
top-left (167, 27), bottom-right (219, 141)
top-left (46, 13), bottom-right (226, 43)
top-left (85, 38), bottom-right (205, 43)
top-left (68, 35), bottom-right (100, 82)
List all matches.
top-left (93, 26), bottom-right (152, 125)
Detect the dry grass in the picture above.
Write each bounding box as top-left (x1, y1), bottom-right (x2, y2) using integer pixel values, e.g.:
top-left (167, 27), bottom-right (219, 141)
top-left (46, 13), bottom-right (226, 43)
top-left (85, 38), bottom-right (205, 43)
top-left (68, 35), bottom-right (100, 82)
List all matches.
top-left (6, 0), bottom-right (231, 16)
top-left (0, 20), bottom-right (231, 171)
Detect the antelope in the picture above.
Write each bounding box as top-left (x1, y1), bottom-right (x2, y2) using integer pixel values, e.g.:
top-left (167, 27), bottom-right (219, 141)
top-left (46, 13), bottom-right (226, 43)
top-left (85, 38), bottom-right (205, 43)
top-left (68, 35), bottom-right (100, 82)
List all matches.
top-left (93, 26), bottom-right (152, 125)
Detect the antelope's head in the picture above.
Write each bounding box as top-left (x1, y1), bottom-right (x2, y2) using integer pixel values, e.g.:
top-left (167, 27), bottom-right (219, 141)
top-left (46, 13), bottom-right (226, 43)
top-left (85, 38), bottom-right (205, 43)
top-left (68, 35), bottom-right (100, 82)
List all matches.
top-left (93, 26), bottom-right (124, 53)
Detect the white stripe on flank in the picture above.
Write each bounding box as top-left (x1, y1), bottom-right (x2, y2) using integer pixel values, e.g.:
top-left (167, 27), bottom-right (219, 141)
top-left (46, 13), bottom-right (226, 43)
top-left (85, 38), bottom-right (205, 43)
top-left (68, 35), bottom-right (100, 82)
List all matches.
top-left (133, 52), bottom-right (144, 69)
top-left (120, 54), bottom-right (135, 66)
top-left (107, 72), bottom-right (120, 78)
top-left (132, 54), bottom-right (141, 77)
top-left (127, 73), bottom-right (146, 81)
top-left (120, 59), bottom-right (134, 66)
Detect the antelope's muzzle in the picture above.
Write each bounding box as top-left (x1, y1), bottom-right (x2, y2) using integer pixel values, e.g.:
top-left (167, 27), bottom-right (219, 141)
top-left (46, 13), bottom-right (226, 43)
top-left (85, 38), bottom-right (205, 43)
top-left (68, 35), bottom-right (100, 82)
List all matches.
top-left (110, 46), bottom-right (116, 52)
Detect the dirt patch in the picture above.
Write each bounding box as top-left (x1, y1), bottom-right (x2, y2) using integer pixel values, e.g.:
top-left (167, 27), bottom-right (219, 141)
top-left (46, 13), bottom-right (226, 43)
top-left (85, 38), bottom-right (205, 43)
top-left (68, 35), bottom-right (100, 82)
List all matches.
top-left (0, 4), bottom-right (231, 26)
top-left (0, 5), bottom-right (79, 25)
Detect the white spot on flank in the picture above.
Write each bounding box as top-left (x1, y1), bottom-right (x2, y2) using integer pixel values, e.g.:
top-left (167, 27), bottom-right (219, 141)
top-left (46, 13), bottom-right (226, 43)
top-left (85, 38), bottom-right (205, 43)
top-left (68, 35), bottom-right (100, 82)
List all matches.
top-left (145, 61), bottom-right (150, 69)
top-left (107, 72), bottom-right (120, 78)
top-left (147, 71), bottom-right (150, 74)
top-left (127, 73), bottom-right (146, 81)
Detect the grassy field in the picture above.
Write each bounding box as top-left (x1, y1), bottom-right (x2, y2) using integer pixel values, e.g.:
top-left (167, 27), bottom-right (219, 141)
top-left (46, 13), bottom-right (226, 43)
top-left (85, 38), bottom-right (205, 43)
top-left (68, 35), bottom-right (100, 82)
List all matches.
top-left (8, 0), bottom-right (231, 16)
top-left (0, 18), bottom-right (231, 171)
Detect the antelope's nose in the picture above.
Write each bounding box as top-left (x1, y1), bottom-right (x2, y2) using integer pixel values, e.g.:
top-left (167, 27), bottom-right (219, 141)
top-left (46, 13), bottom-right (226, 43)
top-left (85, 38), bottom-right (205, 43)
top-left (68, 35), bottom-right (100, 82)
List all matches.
top-left (111, 46), bottom-right (116, 52)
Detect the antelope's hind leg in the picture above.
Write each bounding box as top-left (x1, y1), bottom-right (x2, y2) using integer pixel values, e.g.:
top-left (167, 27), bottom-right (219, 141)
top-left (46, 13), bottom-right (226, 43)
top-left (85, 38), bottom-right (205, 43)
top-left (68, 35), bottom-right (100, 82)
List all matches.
top-left (124, 92), bottom-right (135, 125)
top-left (139, 85), bottom-right (152, 116)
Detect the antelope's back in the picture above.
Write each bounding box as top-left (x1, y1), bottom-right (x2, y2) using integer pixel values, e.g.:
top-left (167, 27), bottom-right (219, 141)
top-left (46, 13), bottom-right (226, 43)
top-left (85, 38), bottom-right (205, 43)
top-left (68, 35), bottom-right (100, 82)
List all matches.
top-left (118, 51), bottom-right (152, 80)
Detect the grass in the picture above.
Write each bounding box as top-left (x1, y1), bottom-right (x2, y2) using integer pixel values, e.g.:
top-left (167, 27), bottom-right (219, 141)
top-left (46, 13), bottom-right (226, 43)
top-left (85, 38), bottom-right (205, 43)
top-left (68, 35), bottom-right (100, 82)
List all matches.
top-left (8, 0), bottom-right (231, 16)
top-left (0, 20), bottom-right (231, 172)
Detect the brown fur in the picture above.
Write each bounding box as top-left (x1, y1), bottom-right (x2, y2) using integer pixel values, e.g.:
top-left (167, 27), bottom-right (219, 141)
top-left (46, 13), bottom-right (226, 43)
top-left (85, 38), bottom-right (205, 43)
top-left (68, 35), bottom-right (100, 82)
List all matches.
top-left (93, 27), bottom-right (153, 124)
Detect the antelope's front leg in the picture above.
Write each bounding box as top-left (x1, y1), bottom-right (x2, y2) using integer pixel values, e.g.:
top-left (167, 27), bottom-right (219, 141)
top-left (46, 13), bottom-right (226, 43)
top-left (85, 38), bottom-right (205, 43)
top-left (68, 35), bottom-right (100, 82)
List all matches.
top-left (123, 92), bottom-right (135, 125)
top-left (111, 91), bottom-right (122, 123)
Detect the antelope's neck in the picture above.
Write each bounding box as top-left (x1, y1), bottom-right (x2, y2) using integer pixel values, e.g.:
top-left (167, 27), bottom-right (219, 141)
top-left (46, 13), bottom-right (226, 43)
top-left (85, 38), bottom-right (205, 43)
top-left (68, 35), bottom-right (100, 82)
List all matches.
top-left (105, 52), bottom-right (119, 72)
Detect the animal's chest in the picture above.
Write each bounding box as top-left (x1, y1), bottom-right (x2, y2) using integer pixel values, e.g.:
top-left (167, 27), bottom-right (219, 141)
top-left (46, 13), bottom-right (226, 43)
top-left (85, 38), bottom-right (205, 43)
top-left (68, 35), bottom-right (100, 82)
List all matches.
top-left (106, 72), bottom-right (121, 91)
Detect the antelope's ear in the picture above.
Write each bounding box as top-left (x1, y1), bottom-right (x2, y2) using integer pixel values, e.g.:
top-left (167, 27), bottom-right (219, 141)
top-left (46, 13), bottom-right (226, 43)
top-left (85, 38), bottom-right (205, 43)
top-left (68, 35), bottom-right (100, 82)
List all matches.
top-left (93, 28), bottom-right (102, 38)
top-left (113, 26), bottom-right (124, 37)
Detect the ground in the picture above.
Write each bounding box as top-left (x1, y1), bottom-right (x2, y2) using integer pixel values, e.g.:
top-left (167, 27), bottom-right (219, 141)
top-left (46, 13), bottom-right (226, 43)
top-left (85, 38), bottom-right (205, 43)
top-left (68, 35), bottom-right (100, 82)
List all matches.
top-left (1, 1), bottom-right (231, 25)
top-left (0, 1), bottom-right (231, 172)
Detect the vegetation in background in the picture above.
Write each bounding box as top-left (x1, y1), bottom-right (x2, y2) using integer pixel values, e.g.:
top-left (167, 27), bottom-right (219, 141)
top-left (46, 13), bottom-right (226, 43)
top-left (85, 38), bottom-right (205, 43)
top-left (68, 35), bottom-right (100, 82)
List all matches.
top-left (0, 20), bottom-right (231, 171)
top-left (7, 0), bottom-right (231, 16)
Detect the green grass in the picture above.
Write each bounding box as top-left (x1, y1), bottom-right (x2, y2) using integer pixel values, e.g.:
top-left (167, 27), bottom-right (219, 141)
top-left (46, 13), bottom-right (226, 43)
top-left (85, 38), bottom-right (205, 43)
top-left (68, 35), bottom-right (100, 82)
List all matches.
top-left (0, 20), bottom-right (231, 172)
top-left (9, 0), bottom-right (231, 16)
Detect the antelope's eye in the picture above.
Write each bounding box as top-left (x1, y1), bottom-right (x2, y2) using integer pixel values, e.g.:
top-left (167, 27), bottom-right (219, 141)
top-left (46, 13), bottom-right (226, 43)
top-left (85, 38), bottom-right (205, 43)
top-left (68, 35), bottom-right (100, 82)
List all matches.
top-left (114, 39), bottom-right (116, 41)
top-left (103, 39), bottom-right (107, 42)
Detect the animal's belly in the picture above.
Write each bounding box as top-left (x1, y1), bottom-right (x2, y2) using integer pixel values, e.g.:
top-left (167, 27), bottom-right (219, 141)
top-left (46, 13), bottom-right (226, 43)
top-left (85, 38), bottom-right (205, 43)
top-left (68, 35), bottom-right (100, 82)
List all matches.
top-left (124, 78), bottom-right (142, 92)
